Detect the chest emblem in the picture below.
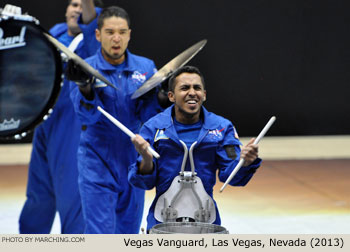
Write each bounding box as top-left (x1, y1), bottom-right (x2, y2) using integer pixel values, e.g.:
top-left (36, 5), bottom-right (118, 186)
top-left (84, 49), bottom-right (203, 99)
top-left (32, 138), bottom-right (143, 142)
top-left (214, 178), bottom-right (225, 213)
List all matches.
top-left (131, 71), bottom-right (147, 83)
top-left (208, 128), bottom-right (224, 139)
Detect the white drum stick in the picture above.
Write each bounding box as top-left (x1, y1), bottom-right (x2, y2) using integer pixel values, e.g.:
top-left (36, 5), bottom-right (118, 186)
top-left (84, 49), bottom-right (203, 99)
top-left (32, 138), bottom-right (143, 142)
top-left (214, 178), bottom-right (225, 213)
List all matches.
top-left (97, 106), bottom-right (160, 159)
top-left (220, 116), bottom-right (276, 193)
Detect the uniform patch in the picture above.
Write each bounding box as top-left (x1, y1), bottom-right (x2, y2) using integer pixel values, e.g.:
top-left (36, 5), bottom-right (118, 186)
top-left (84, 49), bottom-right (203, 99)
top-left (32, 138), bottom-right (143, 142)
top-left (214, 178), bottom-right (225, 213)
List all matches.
top-left (208, 128), bottom-right (224, 139)
top-left (154, 129), bottom-right (169, 142)
top-left (131, 71), bottom-right (147, 83)
top-left (224, 145), bottom-right (237, 160)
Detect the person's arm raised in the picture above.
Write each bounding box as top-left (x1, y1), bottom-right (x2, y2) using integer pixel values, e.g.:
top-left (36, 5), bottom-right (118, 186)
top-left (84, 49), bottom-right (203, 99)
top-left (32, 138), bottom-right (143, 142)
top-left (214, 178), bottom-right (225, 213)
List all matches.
top-left (81, 0), bottom-right (96, 24)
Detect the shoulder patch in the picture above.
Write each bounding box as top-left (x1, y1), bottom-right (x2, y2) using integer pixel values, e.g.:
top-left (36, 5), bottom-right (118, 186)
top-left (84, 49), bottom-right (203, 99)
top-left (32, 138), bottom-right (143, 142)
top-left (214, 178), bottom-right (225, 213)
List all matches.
top-left (224, 145), bottom-right (237, 160)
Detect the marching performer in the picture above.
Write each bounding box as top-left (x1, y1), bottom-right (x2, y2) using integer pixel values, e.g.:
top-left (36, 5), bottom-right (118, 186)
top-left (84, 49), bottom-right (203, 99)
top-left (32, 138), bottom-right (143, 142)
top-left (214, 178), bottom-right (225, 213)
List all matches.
top-left (67, 6), bottom-right (163, 233)
top-left (129, 65), bottom-right (262, 232)
top-left (19, 0), bottom-right (103, 234)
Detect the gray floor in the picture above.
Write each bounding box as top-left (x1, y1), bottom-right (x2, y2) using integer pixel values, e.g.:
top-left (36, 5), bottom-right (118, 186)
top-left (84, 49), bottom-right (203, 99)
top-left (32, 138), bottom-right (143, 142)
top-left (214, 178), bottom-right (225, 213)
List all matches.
top-left (1, 138), bottom-right (350, 234)
top-left (1, 159), bottom-right (349, 234)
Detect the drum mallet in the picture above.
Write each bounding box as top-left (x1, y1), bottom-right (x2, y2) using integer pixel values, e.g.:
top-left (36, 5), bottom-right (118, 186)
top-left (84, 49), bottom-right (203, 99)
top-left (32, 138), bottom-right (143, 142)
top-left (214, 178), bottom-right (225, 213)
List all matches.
top-left (220, 116), bottom-right (276, 193)
top-left (97, 106), bottom-right (160, 159)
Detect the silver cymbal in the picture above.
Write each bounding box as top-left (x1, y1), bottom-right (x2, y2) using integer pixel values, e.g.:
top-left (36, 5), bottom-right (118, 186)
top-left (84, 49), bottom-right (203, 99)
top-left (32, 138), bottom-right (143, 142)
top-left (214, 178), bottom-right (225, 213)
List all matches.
top-left (44, 33), bottom-right (117, 90)
top-left (131, 39), bottom-right (207, 99)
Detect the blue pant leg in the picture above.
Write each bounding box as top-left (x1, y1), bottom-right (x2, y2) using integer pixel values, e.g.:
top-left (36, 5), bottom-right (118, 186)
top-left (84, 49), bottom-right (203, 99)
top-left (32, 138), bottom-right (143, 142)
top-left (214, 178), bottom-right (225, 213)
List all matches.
top-left (115, 186), bottom-right (145, 234)
top-left (79, 184), bottom-right (118, 234)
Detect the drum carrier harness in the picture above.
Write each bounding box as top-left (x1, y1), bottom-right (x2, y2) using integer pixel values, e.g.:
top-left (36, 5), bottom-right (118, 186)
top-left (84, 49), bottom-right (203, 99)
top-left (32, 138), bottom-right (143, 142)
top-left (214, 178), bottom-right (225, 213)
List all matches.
top-left (154, 140), bottom-right (216, 224)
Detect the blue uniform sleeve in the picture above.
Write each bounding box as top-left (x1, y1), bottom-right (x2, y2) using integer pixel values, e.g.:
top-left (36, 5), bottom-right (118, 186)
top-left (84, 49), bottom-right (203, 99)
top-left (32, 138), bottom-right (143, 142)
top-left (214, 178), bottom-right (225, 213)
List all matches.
top-left (19, 126), bottom-right (56, 233)
top-left (135, 61), bottom-right (163, 123)
top-left (128, 124), bottom-right (158, 189)
top-left (49, 23), bottom-right (67, 38)
top-left (76, 7), bottom-right (102, 58)
top-left (217, 123), bottom-right (262, 186)
top-left (69, 83), bottom-right (104, 125)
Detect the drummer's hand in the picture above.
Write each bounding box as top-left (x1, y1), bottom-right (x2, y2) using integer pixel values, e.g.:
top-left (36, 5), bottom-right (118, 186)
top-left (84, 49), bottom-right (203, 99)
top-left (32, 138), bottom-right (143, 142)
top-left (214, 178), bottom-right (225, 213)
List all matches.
top-left (241, 138), bottom-right (259, 166)
top-left (131, 134), bottom-right (154, 174)
top-left (65, 59), bottom-right (94, 87)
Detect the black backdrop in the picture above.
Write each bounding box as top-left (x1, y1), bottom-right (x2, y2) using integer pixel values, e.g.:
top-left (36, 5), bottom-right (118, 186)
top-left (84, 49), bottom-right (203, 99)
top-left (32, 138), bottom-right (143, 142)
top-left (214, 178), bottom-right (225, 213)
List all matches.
top-left (2, 0), bottom-right (350, 137)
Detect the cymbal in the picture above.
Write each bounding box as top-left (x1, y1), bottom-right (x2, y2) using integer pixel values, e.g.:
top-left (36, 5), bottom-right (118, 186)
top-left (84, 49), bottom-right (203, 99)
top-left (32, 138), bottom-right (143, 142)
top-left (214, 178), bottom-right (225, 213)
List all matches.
top-left (44, 33), bottom-right (117, 90)
top-left (131, 39), bottom-right (207, 99)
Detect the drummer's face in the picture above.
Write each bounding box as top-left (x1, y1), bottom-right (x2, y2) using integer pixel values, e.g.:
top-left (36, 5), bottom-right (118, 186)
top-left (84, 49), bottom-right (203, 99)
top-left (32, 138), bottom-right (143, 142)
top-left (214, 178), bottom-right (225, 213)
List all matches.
top-left (168, 73), bottom-right (206, 124)
top-left (66, 0), bottom-right (82, 36)
top-left (95, 17), bottom-right (131, 65)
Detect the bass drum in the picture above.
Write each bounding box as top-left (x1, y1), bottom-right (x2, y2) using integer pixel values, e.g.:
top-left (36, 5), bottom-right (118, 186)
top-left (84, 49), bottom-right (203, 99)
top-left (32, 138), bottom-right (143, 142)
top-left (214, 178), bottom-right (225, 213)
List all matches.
top-left (0, 16), bottom-right (62, 140)
top-left (149, 222), bottom-right (229, 234)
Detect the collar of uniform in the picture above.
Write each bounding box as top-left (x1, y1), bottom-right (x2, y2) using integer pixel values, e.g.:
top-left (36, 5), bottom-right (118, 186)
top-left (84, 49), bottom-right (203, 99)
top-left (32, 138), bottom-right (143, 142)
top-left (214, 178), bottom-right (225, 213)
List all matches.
top-left (159, 105), bottom-right (221, 130)
top-left (96, 49), bottom-right (139, 72)
top-left (200, 107), bottom-right (222, 130)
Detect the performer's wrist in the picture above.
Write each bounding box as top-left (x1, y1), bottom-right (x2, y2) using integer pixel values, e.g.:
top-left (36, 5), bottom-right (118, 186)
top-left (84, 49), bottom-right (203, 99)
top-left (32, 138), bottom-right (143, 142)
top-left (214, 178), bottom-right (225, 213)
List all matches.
top-left (138, 158), bottom-right (154, 175)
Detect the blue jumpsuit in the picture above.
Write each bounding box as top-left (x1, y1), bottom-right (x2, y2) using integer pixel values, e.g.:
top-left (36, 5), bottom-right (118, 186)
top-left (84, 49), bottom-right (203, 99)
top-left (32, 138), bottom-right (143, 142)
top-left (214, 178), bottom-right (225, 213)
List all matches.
top-left (70, 49), bottom-right (162, 233)
top-left (128, 105), bottom-right (262, 231)
top-left (19, 8), bottom-right (101, 234)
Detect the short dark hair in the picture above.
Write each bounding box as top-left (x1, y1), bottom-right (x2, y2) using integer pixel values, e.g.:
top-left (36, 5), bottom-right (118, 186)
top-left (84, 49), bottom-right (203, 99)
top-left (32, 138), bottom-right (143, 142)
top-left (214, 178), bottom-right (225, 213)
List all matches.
top-left (168, 65), bottom-right (205, 92)
top-left (68, 0), bottom-right (104, 7)
top-left (97, 6), bottom-right (130, 30)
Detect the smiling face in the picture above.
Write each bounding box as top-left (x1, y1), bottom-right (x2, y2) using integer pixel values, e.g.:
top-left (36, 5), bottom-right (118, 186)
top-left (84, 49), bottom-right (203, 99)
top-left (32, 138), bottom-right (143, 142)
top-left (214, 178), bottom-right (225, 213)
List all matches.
top-left (65, 0), bottom-right (82, 36)
top-left (168, 72), bottom-right (206, 124)
top-left (95, 16), bottom-right (131, 65)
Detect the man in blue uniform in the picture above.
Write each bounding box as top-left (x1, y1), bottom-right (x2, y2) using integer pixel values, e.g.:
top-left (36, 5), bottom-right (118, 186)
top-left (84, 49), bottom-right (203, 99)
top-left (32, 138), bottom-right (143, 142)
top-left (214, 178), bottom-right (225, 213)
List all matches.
top-left (50, 0), bottom-right (103, 59)
top-left (68, 6), bottom-right (163, 233)
top-left (19, 0), bottom-right (103, 234)
top-left (128, 66), bottom-right (262, 231)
